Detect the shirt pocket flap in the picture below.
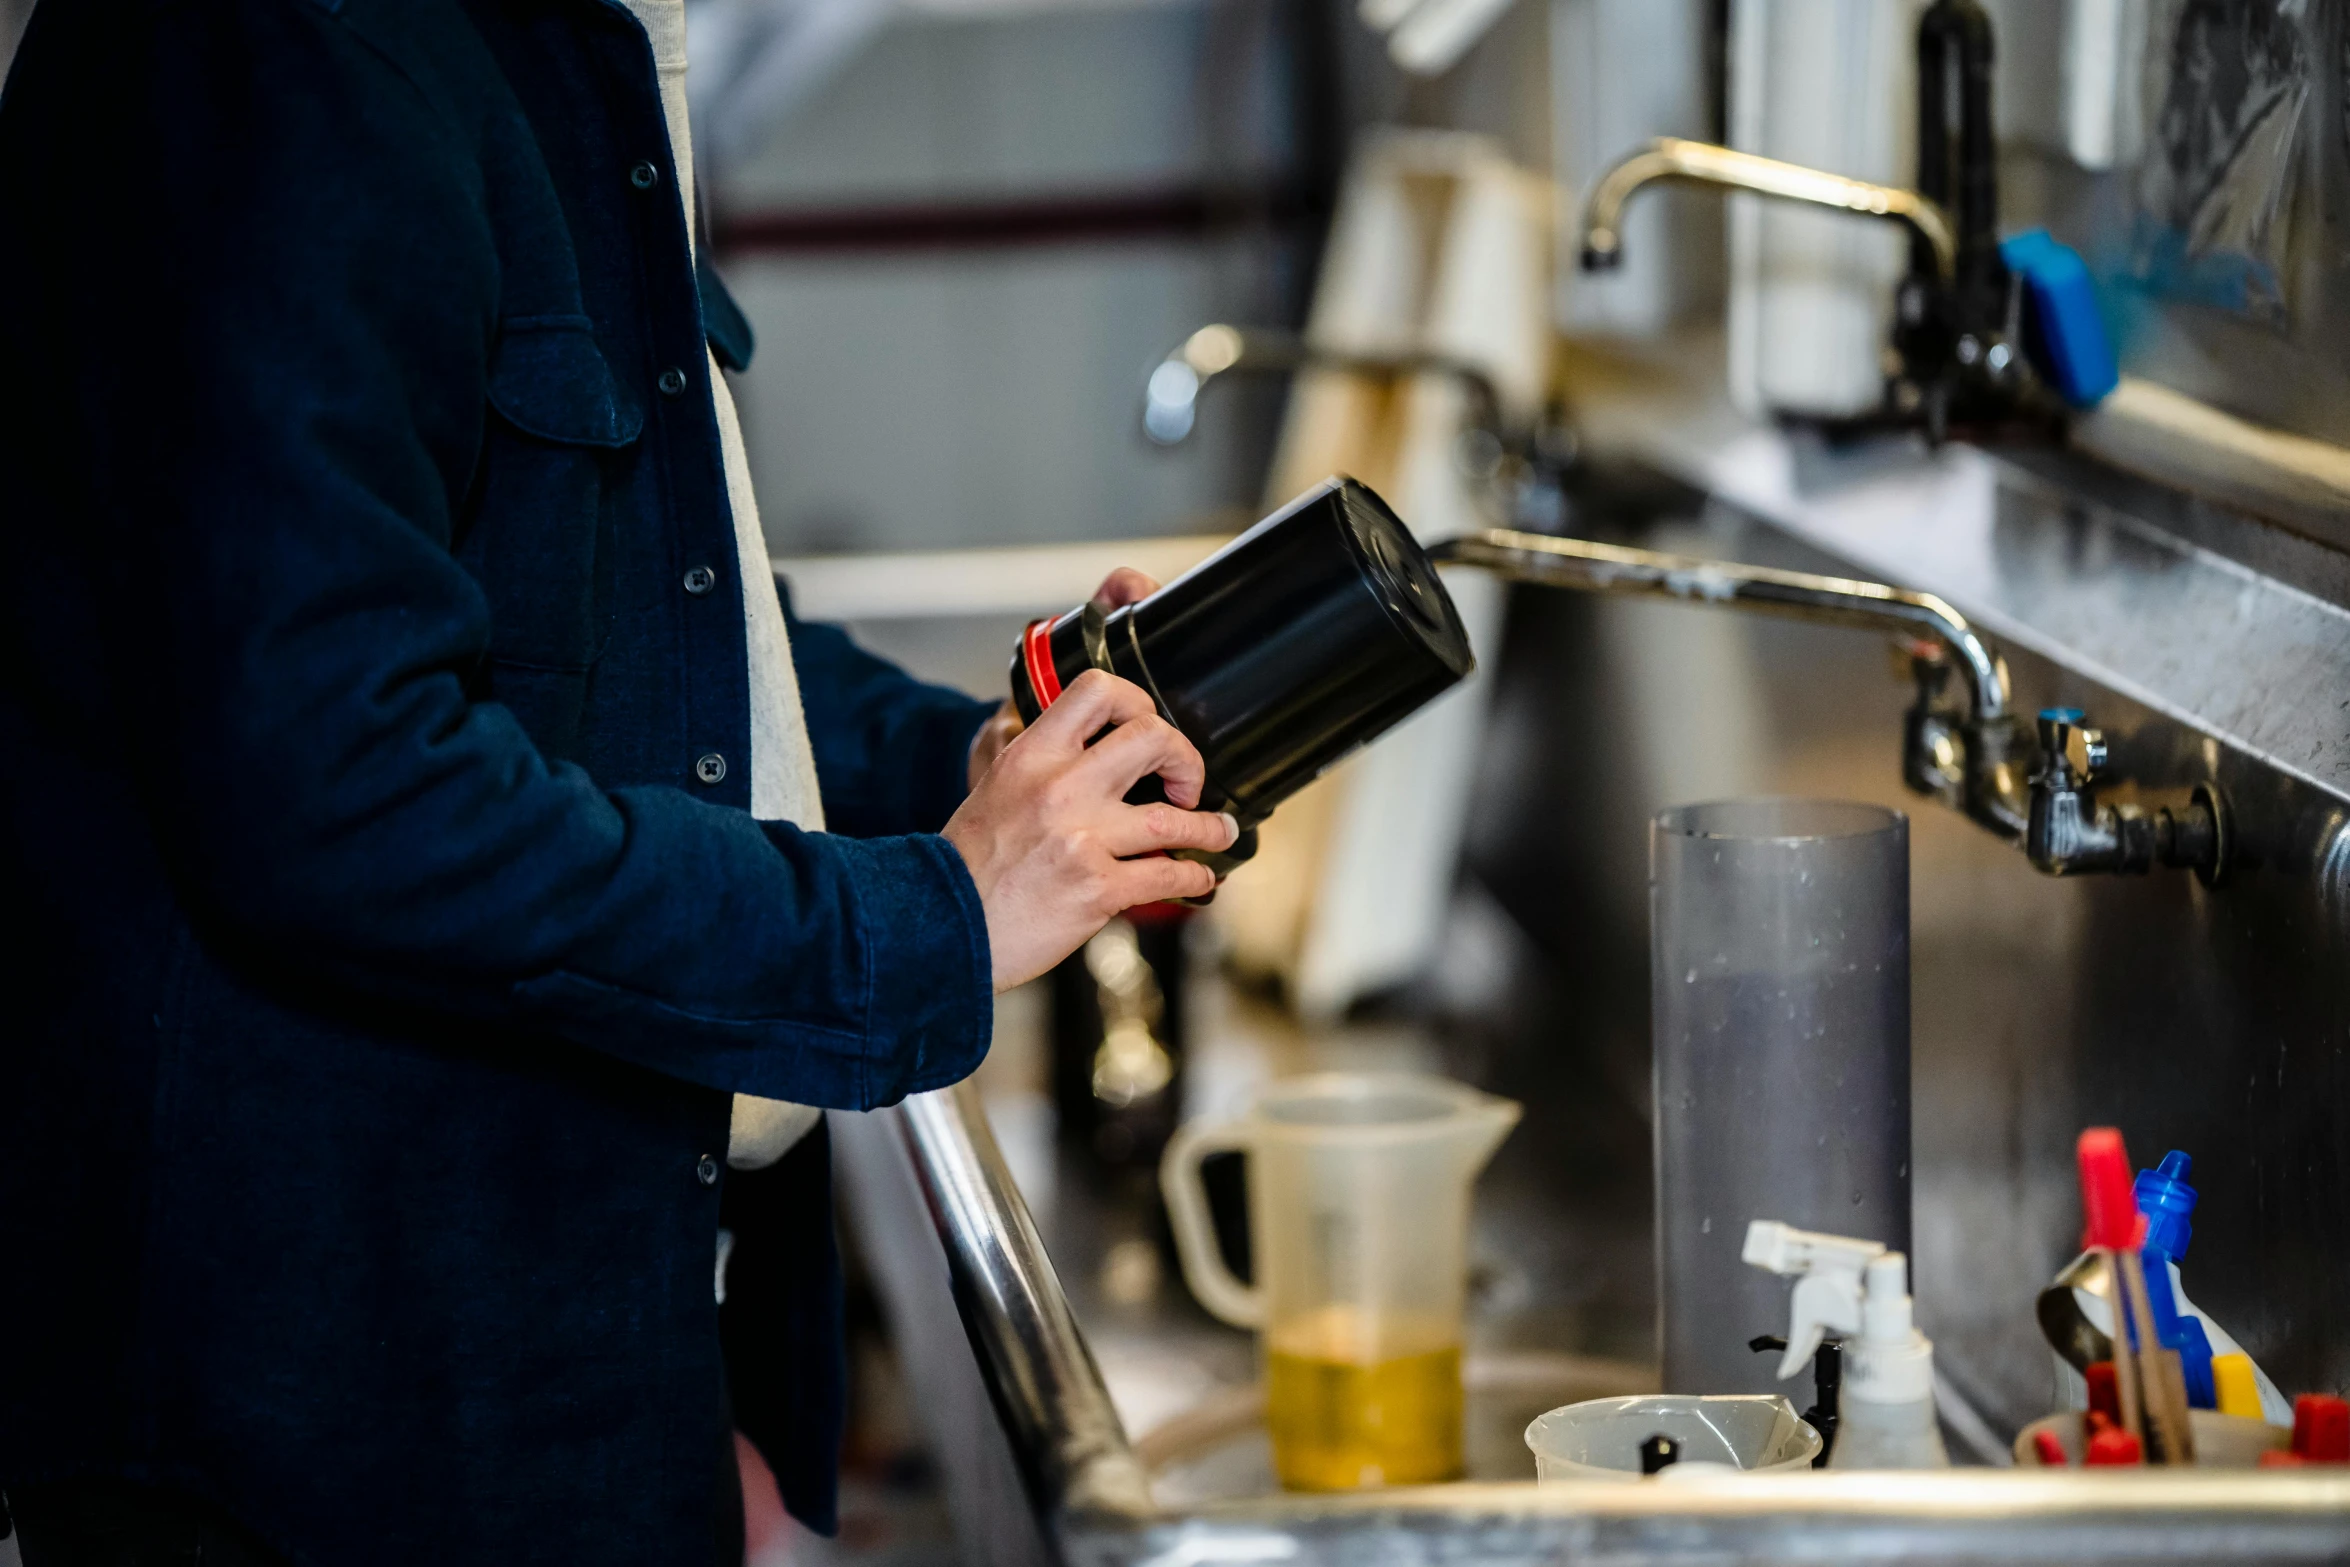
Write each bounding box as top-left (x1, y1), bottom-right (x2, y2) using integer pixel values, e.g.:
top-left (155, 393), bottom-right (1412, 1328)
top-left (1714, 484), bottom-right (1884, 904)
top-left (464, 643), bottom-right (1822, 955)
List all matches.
top-left (489, 315), bottom-right (645, 448)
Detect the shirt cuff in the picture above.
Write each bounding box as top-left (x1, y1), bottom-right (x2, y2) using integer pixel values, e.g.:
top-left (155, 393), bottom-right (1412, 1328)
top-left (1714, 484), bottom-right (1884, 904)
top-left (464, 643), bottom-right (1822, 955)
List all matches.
top-left (819, 828), bottom-right (993, 1106)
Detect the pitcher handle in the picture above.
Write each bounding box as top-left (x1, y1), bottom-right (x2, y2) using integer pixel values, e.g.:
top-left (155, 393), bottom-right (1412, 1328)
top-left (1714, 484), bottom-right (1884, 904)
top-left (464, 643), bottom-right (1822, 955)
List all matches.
top-left (1159, 1119), bottom-right (1263, 1329)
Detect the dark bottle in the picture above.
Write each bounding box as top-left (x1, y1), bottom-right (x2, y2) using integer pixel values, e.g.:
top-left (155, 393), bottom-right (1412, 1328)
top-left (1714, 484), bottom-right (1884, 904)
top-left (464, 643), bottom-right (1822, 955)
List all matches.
top-left (1009, 476), bottom-right (1474, 883)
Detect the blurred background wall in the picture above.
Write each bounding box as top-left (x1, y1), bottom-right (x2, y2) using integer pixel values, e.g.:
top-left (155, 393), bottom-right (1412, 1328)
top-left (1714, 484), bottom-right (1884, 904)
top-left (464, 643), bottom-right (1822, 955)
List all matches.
top-left (693, 0), bottom-right (1566, 556)
top-left (701, 0), bottom-right (1327, 554)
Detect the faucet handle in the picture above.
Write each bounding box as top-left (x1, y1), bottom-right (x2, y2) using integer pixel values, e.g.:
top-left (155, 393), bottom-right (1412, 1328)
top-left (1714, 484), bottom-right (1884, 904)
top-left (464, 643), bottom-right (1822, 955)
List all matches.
top-left (2075, 726), bottom-right (2109, 779)
top-left (2036, 707), bottom-right (2106, 782)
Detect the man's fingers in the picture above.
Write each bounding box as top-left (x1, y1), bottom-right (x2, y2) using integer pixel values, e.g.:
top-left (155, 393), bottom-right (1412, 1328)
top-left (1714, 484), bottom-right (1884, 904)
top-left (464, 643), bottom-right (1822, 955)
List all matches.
top-left (1105, 853), bottom-right (1218, 910)
top-left (1077, 710), bottom-right (1206, 807)
top-left (967, 701), bottom-right (1024, 789)
top-left (1091, 567), bottom-right (1160, 610)
top-left (1025, 669), bottom-right (1209, 809)
top-left (1100, 801), bottom-right (1239, 859)
top-left (1025, 669), bottom-right (1155, 749)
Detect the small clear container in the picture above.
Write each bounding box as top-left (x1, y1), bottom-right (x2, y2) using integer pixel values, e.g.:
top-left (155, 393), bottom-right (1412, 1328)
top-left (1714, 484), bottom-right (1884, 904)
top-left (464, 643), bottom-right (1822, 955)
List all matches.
top-left (1525, 1394), bottom-right (1822, 1481)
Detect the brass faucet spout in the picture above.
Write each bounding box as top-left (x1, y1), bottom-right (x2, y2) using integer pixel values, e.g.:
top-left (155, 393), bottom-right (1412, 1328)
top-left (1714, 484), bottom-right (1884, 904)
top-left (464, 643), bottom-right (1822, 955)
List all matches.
top-left (1579, 137), bottom-right (1956, 283)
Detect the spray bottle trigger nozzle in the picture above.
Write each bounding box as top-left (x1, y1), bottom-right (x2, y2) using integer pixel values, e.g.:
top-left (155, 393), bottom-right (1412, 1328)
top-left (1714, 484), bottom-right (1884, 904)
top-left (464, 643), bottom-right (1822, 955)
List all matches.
top-left (1743, 1219), bottom-right (1887, 1382)
top-left (1780, 1272), bottom-right (1864, 1379)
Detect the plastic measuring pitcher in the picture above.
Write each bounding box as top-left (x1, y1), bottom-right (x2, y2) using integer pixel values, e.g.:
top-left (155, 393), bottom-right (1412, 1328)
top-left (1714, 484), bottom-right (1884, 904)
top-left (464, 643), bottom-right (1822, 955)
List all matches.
top-left (1160, 1072), bottom-right (1519, 1490)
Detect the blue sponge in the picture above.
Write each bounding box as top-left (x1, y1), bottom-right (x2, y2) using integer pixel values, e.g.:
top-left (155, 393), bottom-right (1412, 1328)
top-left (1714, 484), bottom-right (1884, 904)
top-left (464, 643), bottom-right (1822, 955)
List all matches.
top-left (2001, 229), bottom-right (2118, 407)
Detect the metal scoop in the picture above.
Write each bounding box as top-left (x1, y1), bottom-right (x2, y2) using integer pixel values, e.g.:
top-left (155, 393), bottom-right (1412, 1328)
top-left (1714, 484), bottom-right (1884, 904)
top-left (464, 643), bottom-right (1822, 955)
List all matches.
top-left (2037, 1250), bottom-right (2116, 1373)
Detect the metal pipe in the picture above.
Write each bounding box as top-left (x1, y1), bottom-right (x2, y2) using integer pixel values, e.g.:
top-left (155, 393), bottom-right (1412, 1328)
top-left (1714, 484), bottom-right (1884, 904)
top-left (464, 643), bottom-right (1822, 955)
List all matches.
top-left (1579, 136), bottom-right (1957, 283)
top-left (1915, 1), bottom-right (2004, 305)
top-left (893, 1083), bottom-right (1155, 1526)
top-left (1429, 527), bottom-right (2026, 840)
top-left (1431, 528), bottom-right (2004, 720)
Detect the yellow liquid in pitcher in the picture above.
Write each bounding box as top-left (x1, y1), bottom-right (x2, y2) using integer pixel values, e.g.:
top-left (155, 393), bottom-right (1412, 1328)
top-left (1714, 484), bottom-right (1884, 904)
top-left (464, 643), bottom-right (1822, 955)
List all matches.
top-left (1264, 1308), bottom-right (1463, 1490)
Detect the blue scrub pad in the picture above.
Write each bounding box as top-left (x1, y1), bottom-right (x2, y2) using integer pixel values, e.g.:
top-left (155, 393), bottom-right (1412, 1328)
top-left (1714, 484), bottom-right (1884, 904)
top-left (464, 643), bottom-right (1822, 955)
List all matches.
top-left (2001, 229), bottom-right (2119, 407)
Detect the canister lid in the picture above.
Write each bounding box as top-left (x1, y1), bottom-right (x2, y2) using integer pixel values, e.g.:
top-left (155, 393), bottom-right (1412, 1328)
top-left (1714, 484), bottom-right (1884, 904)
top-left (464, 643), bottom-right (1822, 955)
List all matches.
top-left (1334, 480), bottom-right (1474, 679)
top-left (1118, 476), bottom-right (1475, 819)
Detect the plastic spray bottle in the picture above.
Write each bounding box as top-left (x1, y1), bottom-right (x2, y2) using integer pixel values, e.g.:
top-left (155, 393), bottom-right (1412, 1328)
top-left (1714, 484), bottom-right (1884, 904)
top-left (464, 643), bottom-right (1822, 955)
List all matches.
top-left (2049, 1149), bottom-right (2291, 1425)
top-left (1744, 1220), bottom-right (1949, 1469)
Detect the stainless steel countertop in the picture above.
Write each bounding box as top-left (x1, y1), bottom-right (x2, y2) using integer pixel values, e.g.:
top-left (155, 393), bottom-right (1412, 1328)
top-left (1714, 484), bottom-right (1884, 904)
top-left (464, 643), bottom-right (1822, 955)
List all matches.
top-left (849, 1080), bottom-right (2350, 1565)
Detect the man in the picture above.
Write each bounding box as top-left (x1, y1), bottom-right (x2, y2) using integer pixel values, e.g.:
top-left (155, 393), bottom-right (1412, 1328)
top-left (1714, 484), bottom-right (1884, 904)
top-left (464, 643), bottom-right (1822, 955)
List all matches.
top-left (0, 0), bottom-right (1235, 1560)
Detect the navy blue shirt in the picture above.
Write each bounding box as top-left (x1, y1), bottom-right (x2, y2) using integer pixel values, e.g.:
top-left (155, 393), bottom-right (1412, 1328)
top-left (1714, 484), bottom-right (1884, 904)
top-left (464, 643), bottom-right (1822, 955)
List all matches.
top-left (0, 0), bottom-right (998, 1559)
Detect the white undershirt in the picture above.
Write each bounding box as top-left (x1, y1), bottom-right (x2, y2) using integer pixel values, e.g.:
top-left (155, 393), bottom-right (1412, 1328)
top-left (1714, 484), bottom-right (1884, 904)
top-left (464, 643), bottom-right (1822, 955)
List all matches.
top-left (622, 0), bottom-right (822, 1167)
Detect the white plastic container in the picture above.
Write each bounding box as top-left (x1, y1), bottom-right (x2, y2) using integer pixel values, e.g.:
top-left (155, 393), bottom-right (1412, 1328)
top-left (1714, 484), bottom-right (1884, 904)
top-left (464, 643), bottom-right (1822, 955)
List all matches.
top-left (1725, 0), bottom-right (1922, 419)
top-left (1525, 1394), bottom-right (1822, 1481)
top-left (2050, 1256), bottom-right (2294, 1427)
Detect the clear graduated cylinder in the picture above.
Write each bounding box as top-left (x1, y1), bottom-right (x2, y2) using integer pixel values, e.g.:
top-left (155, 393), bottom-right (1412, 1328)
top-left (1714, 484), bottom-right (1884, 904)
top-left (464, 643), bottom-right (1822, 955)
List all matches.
top-left (1651, 799), bottom-right (1911, 1396)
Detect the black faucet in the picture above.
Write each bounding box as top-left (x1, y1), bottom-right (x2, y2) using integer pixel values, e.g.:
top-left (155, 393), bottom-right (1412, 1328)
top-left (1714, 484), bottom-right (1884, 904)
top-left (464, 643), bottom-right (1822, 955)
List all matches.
top-left (1889, 0), bottom-right (2031, 441)
top-left (2025, 707), bottom-right (2228, 881)
top-left (1577, 1), bottom-right (2057, 442)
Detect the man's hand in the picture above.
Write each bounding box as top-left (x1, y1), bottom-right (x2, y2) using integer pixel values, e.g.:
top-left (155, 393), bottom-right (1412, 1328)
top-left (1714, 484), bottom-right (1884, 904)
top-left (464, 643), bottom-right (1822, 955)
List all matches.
top-left (967, 568), bottom-right (1160, 789)
top-left (944, 669), bottom-right (1237, 991)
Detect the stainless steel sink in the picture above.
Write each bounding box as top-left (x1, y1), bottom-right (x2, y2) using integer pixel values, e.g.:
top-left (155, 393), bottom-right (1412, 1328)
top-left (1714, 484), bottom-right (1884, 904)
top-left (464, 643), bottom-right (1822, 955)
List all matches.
top-left (832, 1083), bottom-right (2350, 1567)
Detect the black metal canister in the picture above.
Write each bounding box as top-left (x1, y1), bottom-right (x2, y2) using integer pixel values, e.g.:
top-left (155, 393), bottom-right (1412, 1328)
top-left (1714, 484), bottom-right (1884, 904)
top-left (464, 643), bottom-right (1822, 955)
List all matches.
top-left (1009, 476), bottom-right (1473, 871)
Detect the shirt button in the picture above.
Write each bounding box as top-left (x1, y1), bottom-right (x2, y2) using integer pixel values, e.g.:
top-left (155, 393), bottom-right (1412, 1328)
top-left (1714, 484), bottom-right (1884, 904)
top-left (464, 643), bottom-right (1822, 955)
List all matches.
top-left (629, 160), bottom-right (661, 191)
top-left (657, 366), bottom-right (689, 397)
top-left (696, 1155), bottom-right (719, 1187)
top-left (682, 565), bottom-right (717, 596)
top-left (694, 752), bottom-right (727, 785)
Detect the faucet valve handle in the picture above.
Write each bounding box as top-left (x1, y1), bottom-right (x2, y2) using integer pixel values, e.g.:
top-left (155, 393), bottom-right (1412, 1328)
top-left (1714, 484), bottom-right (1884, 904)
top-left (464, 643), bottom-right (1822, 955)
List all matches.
top-left (2035, 706), bottom-right (2078, 755)
top-left (2076, 725), bottom-right (2108, 779)
top-left (2036, 707), bottom-right (2105, 783)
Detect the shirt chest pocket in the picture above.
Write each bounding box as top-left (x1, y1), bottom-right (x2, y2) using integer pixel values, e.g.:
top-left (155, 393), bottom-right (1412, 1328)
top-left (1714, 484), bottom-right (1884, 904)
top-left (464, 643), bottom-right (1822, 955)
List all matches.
top-left (464, 315), bottom-right (646, 674)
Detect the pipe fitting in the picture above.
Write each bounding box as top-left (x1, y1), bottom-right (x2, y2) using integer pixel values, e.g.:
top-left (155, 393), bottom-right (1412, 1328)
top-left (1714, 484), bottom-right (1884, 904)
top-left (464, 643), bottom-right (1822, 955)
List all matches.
top-left (2024, 708), bottom-right (2227, 882)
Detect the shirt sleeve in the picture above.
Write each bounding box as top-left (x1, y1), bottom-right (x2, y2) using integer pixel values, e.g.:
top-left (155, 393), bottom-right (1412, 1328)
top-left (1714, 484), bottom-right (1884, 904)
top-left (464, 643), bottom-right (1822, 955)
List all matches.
top-left (33, 0), bottom-right (990, 1109)
top-left (779, 581), bottom-right (1002, 839)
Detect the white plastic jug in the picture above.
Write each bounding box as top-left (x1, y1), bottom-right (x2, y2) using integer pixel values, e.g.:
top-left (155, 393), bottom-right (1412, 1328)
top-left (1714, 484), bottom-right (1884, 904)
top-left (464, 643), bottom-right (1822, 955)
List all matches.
top-left (1160, 1072), bottom-right (1519, 1490)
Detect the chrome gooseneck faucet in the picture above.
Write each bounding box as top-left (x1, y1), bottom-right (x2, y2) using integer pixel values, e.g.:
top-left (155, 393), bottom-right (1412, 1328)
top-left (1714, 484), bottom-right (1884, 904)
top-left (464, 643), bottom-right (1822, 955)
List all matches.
top-left (1576, 137), bottom-right (1957, 283)
top-left (1133, 316), bottom-right (2225, 877)
top-left (1578, 1), bottom-right (2035, 440)
top-left (1430, 529), bottom-right (2029, 845)
top-left (1140, 324), bottom-right (1506, 449)
top-left (1424, 534), bottom-right (2233, 879)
